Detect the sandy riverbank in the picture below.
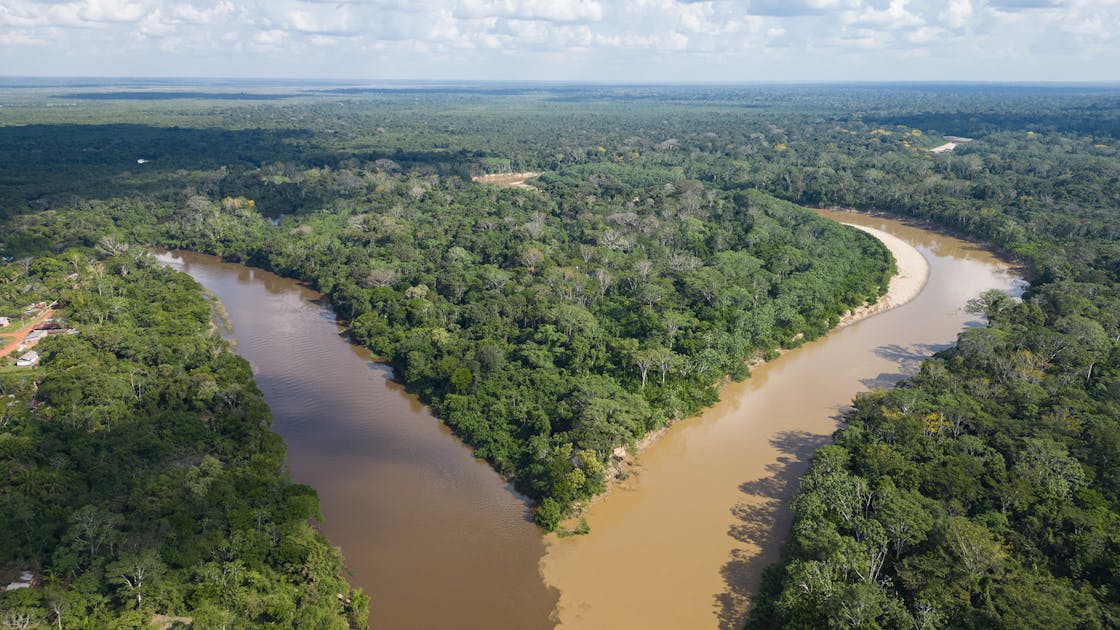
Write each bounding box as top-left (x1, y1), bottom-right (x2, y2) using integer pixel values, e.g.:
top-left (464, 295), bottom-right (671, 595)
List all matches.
top-left (834, 223), bottom-right (930, 329)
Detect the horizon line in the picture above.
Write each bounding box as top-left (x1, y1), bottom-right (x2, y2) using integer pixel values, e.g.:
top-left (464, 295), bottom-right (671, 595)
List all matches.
top-left (2, 75), bottom-right (1120, 88)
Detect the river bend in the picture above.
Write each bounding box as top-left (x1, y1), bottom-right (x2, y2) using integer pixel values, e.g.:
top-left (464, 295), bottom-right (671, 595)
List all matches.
top-left (157, 210), bottom-right (1022, 629)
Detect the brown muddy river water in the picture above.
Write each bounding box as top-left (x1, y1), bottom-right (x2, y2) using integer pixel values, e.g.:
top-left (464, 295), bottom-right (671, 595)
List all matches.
top-left (157, 210), bottom-right (1022, 629)
top-left (155, 251), bottom-right (558, 629)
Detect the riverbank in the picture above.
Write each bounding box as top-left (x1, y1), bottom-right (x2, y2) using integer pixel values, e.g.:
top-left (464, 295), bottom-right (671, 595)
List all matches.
top-left (833, 222), bottom-right (930, 328)
top-left (586, 215), bottom-right (930, 512)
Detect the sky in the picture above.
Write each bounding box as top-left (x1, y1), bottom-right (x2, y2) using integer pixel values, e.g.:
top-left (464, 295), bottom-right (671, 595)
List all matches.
top-left (1, 0), bottom-right (1118, 83)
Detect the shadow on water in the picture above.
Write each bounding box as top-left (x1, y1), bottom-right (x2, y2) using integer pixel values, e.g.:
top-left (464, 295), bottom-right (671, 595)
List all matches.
top-left (860, 371), bottom-right (910, 391)
top-left (860, 342), bottom-right (952, 390)
top-left (872, 341), bottom-right (953, 367)
top-left (714, 340), bottom-right (958, 626)
top-left (714, 430), bottom-right (831, 630)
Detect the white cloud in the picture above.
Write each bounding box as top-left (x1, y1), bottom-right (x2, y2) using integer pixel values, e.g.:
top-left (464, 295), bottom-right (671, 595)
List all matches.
top-left (0, 30), bottom-right (50, 45)
top-left (1064, 15), bottom-right (1105, 38)
top-left (171, 2), bottom-right (235, 24)
top-left (453, 0), bottom-right (604, 23)
top-left (847, 0), bottom-right (924, 29)
top-left (987, 0), bottom-right (1065, 10)
top-left (79, 0), bottom-right (147, 22)
top-left (907, 25), bottom-right (945, 43)
top-left (137, 9), bottom-right (174, 36)
top-left (287, 7), bottom-right (355, 35)
top-left (0, 0), bottom-right (1117, 80)
top-left (253, 28), bottom-right (288, 48)
top-left (945, 0), bottom-right (973, 28)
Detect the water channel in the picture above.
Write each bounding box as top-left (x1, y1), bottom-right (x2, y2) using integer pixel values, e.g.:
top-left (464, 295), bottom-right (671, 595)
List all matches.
top-left (155, 251), bottom-right (558, 629)
top-left (157, 209), bottom-right (1022, 629)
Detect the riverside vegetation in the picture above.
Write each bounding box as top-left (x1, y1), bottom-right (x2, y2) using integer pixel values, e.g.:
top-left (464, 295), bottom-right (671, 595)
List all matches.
top-left (0, 245), bottom-right (370, 627)
top-left (1, 82), bottom-right (1118, 627)
top-left (741, 93), bottom-right (1120, 625)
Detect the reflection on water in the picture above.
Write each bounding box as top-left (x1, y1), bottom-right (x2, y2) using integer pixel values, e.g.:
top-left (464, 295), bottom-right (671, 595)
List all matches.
top-left (539, 210), bottom-right (1023, 630)
top-left (155, 250), bottom-right (558, 630)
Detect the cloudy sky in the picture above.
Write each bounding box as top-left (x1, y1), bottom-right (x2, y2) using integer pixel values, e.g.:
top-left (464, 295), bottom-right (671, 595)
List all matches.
top-left (1, 0), bottom-right (1117, 82)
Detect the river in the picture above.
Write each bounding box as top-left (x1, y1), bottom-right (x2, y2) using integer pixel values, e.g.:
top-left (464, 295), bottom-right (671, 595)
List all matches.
top-left (154, 251), bottom-right (558, 629)
top-left (539, 209), bottom-right (1023, 628)
top-left (156, 210), bottom-right (1022, 629)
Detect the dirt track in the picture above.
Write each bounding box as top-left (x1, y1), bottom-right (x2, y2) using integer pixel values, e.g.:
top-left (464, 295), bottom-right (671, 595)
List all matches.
top-left (0, 308), bottom-right (55, 359)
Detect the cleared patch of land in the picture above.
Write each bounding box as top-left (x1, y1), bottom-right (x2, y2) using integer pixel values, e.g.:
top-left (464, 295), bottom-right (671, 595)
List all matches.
top-left (472, 171), bottom-right (542, 188)
top-left (0, 307), bottom-right (56, 359)
top-left (930, 135), bottom-right (974, 154)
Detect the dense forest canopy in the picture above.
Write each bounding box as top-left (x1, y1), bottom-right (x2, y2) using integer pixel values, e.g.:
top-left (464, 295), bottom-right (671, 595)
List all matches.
top-left (1, 83), bottom-right (903, 531)
top-left (0, 244), bottom-right (369, 627)
top-left (1, 82), bottom-right (1119, 627)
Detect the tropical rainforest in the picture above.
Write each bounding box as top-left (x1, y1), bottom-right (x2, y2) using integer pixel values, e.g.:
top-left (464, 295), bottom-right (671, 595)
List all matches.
top-left (1, 81), bottom-right (1118, 628)
top-left (0, 242), bottom-right (369, 627)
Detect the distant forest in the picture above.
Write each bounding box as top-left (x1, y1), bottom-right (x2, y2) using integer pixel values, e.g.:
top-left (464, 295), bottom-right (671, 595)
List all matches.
top-left (1, 83), bottom-right (1118, 628)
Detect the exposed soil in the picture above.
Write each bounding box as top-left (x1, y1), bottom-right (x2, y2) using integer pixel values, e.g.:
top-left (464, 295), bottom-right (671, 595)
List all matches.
top-left (0, 308), bottom-right (56, 359)
top-left (472, 172), bottom-right (542, 188)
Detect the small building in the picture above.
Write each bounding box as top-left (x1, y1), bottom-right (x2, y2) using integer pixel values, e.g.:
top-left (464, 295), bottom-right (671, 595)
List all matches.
top-left (0, 317), bottom-right (9, 327)
top-left (16, 351), bottom-right (39, 367)
top-left (23, 330), bottom-right (47, 343)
